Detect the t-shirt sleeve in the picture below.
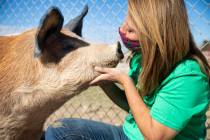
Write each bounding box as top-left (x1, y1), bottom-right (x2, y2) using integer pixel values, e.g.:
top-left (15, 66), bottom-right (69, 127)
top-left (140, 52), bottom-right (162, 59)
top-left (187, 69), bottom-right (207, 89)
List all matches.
top-left (150, 72), bottom-right (209, 131)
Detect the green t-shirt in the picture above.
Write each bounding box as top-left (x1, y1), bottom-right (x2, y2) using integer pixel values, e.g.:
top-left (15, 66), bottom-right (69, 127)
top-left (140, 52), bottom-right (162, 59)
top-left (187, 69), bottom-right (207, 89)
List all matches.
top-left (123, 52), bottom-right (210, 140)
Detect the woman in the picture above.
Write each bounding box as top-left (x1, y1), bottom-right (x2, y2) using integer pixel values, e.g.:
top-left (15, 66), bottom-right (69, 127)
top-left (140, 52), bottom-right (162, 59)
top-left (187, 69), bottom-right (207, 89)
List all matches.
top-left (45, 0), bottom-right (210, 139)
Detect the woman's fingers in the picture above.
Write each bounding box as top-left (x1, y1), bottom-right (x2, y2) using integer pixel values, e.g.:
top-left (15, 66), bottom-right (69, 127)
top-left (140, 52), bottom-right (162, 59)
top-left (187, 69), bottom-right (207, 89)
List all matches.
top-left (89, 74), bottom-right (109, 85)
top-left (94, 66), bottom-right (111, 73)
top-left (90, 67), bottom-right (122, 85)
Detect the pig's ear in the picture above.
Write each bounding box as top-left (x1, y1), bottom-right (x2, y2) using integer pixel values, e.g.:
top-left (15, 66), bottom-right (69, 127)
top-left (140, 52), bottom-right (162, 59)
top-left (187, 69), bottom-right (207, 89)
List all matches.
top-left (35, 7), bottom-right (64, 57)
top-left (64, 5), bottom-right (88, 36)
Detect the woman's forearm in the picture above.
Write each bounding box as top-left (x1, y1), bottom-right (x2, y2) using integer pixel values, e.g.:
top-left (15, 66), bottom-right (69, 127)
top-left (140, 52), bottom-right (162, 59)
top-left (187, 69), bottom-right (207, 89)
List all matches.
top-left (99, 82), bottom-right (129, 112)
top-left (122, 78), bottom-right (153, 137)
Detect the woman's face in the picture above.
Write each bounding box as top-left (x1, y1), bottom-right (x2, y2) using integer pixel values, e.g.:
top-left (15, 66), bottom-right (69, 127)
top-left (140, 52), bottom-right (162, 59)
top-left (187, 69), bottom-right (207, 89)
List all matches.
top-left (120, 16), bottom-right (139, 41)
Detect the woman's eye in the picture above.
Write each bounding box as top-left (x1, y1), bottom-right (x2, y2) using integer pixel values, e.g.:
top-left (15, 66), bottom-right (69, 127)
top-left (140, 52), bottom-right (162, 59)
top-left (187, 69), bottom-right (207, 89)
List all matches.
top-left (128, 30), bottom-right (133, 33)
top-left (128, 29), bottom-right (135, 34)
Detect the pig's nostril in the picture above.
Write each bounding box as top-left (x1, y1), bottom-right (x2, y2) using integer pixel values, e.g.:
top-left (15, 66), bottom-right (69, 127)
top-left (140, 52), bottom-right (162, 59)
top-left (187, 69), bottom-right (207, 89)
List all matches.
top-left (117, 42), bottom-right (124, 59)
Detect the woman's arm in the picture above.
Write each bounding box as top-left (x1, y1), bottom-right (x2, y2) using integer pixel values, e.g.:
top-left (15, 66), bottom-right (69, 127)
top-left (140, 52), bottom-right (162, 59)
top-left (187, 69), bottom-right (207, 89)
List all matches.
top-left (90, 67), bottom-right (177, 140)
top-left (122, 77), bottom-right (177, 140)
top-left (99, 82), bottom-right (129, 112)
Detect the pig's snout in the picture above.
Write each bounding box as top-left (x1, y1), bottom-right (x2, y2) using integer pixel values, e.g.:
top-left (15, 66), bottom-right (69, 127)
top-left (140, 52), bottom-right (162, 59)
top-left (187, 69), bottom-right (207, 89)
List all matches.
top-left (116, 42), bottom-right (124, 59)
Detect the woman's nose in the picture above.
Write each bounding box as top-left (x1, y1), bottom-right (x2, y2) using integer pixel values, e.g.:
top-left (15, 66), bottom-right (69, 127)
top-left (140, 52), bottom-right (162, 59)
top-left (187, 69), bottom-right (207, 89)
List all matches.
top-left (120, 22), bottom-right (127, 34)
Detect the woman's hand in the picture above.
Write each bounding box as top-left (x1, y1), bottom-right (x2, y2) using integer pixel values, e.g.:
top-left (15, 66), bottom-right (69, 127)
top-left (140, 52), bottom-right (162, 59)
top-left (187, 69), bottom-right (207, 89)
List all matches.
top-left (90, 66), bottom-right (130, 86)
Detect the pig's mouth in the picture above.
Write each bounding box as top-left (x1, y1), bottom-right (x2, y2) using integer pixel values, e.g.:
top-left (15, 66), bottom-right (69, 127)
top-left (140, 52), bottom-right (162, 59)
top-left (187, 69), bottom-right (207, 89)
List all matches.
top-left (92, 60), bottom-right (119, 68)
top-left (102, 60), bottom-right (119, 68)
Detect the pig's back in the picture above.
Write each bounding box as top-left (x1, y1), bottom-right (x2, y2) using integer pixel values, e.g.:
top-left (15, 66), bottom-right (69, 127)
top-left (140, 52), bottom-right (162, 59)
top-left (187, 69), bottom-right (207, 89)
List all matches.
top-left (0, 32), bottom-right (37, 94)
top-left (0, 36), bottom-right (17, 59)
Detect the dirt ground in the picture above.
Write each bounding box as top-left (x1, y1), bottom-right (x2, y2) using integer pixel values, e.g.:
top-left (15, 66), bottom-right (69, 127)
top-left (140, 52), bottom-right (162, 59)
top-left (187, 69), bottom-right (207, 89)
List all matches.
top-left (44, 86), bottom-right (127, 129)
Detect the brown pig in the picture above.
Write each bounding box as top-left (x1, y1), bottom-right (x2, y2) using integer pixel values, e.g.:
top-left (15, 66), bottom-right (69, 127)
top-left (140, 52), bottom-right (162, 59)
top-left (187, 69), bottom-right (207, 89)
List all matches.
top-left (0, 5), bottom-right (123, 140)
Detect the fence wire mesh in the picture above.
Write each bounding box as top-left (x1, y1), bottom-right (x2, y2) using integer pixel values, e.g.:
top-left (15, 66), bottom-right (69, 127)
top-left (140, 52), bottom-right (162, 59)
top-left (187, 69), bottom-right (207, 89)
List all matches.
top-left (0, 0), bottom-right (210, 138)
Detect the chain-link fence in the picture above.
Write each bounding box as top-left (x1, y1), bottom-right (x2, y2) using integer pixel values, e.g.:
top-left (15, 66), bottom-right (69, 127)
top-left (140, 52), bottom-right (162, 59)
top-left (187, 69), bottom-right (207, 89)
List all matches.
top-left (0, 0), bottom-right (210, 138)
top-left (43, 86), bottom-right (128, 129)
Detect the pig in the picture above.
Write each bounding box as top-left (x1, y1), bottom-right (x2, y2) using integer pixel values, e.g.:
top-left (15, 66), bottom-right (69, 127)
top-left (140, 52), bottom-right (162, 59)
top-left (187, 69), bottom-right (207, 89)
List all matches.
top-left (0, 5), bottom-right (124, 140)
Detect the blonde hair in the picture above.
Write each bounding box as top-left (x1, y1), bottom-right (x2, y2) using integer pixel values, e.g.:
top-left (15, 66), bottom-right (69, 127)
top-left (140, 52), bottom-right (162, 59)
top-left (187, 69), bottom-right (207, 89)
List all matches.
top-left (128, 0), bottom-right (210, 96)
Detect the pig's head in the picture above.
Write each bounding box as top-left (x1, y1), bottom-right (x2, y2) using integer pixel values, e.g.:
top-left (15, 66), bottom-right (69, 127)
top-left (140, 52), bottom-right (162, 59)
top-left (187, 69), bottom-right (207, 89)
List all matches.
top-left (34, 6), bottom-right (124, 93)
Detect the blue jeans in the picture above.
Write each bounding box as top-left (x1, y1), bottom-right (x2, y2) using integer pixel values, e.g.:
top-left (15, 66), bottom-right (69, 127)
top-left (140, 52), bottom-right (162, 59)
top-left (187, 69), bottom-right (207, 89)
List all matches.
top-left (45, 118), bottom-right (129, 140)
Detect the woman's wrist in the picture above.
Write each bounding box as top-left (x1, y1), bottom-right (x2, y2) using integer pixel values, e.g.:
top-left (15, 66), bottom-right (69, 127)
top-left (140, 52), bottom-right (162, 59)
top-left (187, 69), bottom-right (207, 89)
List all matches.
top-left (119, 74), bottom-right (133, 87)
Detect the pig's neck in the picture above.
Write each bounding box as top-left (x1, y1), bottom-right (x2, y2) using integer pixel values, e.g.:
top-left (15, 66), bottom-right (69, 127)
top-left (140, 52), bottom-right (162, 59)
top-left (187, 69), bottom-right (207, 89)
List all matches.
top-left (4, 67), bottom-right (85, 140)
